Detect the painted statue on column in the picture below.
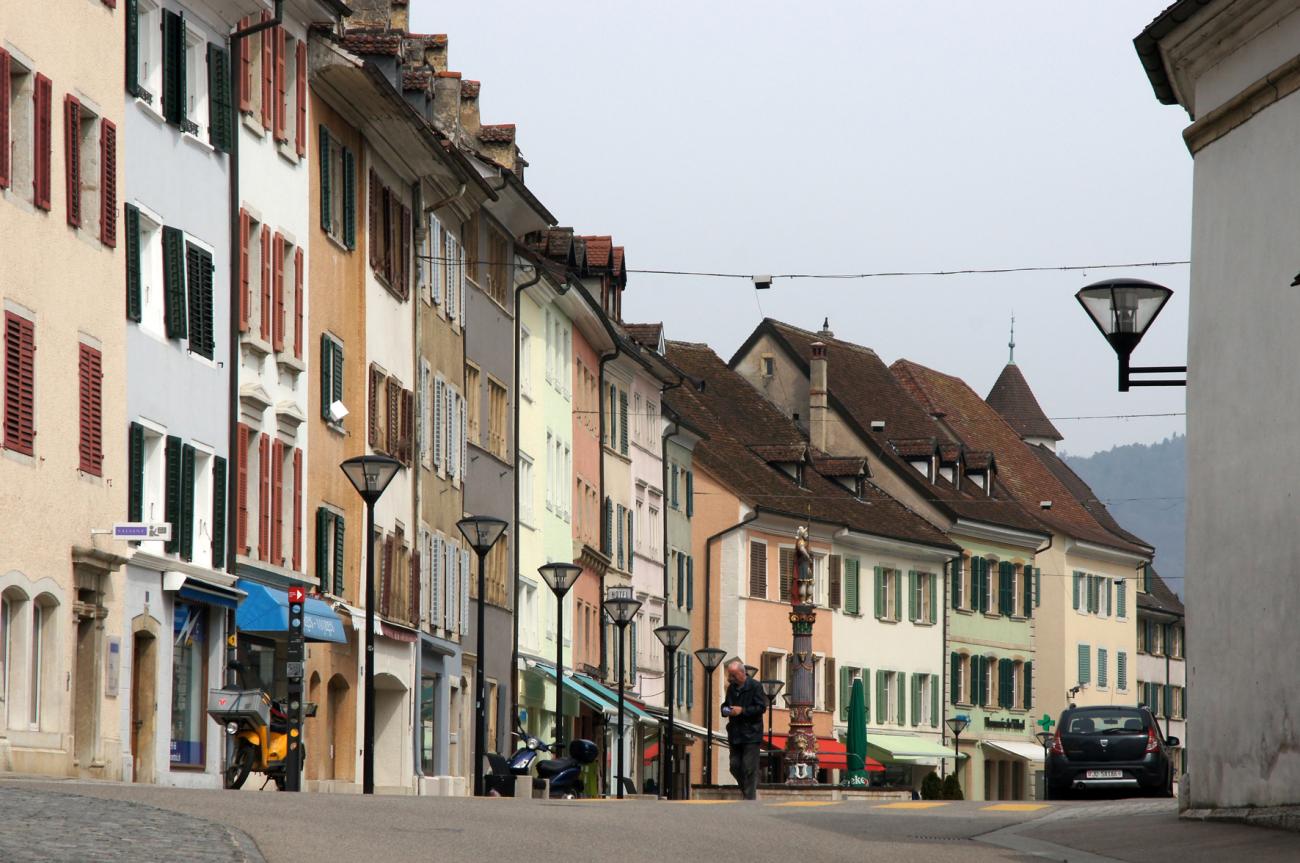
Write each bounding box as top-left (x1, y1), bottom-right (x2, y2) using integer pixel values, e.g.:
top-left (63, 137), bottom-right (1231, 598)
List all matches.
top-left (784, 525), bottom-right (819, 784)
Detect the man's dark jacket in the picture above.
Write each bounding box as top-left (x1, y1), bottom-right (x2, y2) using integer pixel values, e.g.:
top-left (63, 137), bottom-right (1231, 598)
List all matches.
top-left (722, 676), bottom-right (768, 746)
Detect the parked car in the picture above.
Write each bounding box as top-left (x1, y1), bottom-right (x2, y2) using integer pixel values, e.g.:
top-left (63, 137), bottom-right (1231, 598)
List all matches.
top-left (1046, 705), bottom-right (1178, 799)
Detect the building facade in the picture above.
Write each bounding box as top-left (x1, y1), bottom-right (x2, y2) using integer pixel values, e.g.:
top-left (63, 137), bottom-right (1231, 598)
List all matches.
top-left (1135, 565), bottom-right (1186, 796)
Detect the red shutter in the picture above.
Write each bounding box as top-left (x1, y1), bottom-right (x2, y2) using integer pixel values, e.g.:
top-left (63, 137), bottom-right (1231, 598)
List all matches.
top-left (3, 312), bottom-right (36, 456)
top-left (258, 434), bottom-right (269, 560)
top-left (0, 49), bottom-right (11, 190)
top-left (238, 209), bottom-right (250, 332)
top-left (381, 534), bottom-right (394, 617)
top-left (236, 424), bottom-right (250, 553)
top-left (368, 366), bottom-right (381, 447)
top-left (271, 438), bottom-right (284, 565)
top-left (238, 17), bottom-right (252, 112)
top-left (292, 448), bottom-right (302, 572)
top-left (260, 225), bottom-right (271, 341)
top-left (100, 119), bottom-right (116, 247)
top-left (64, 95), bottom-right (81, 227)
top-left (102, 0), bottom-right (115, 8)
top-left (293, 246), bottom-right (304, 359)
top-left (295, 41), bottom-right (306, 158)
top-left (274, 27), bottom-right (287, 142)
top-left (77, 343), bottom-right (103, 475)
top-left (272, 232), bottom-right (285, 351)
top-left (33, 73), bottom-right (51, 210)
top-left (260, 15), bottom-right (273, 130)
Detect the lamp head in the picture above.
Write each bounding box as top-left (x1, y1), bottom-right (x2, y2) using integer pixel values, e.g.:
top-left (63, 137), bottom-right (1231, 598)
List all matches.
top-left (538, 562), bottom-right (582, 597)
top-left (1076, 278), bottom-right (1174, 358)
top-left (693, 646), bottom-right (727, 672)
top-left (653, 624), bottom-right (690, 651)
top-left (339, 455), bottom-right (403, 503)
top-left (759, 679), bottom-right (784, 700)
top-left (602, 588), bottom-right (642, 625)
top-left (946, 716), bottom-right (970, 737)
top-left (457, 515), bottom-right (509, 555)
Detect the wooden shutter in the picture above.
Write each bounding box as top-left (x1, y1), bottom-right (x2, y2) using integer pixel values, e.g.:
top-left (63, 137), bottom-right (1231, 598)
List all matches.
top-left (342, 149), bottom-right (356, 249)
top-left (910, 673), bottom-right (919, 726)
top-left (1073, 573), bottom-right (1081, 610)
top-left (950, 652), bottom-right (960, 705)
top-left (292, 448), bottom-right (302, 572)
top-left (896, 673), bottom-right (906, 725)
top-left (603, 497), bottom-right (612, 555)
top-left (380, 533), bottom-right (393, 617)
top-left (368, 366), bottom-right (382, 446)
top-left (874, 566), bottom-right (884, 620)
top-left (295, 42), bottom-right (306, 157)
top-left (1117, 580), bottom-right (1126, 618)
top-left (685, 470), bottom-right (693, 516)
top-left (77, 344), bottom-right (104, 475)
top-left (212, 455), bottom-right (227, 567)
top-left (779, 546), bottom-right (794, 602)
top-left (748, 540), bottom-right (766, 598)
top-left (318, 126), bottom-right (331, 232)
top-left (331, 341), bottom-right (343, 411)
top-left (319, 335), bottom-right (333, 420)
top-left (409, 549), bottom-right (421, 624)
top-left (368, 170), bottom-right (380, 270)
top-left (186, 245), bottom-right (213, 359)
top-left (257, 434), bottom-right (269, 561)
top-left (260, 16), bottom-right (273, 130)
top-left (271, 439), bottom-right (284, 564)
top-left (64, 95), bottom-right (81, 227)
top-left (236, 425), bottom-right (249, 553)
top-left (162, 226), bottom-right (187, 339)
top-left (844, 558), bottom-right (859, 614)
top-left (432, 377), bottom-right (443, 465)
top-left (333, 514), bottom-right (346, 596)
top-left (619, 390), bottom-right (628, 454)
top-left (164, 435), bottom-right (182, 555)
top-left (260, 225), bottom-right (271, 341)
top-left (1022, 565), bottom-right (1033, 617)
top-left (162, 9), bottom-right (186, 127)
top-left (273, 27), bottom-right (286, 142)
top-left (238, 209), bottom-right (250, 331)
top-left (4, 312), bottom-right (36, 455)
top-left (207, 44), bottom-right (231, 152)
top-left (950, 558), bottom-right (962, 610)
top-left (128, 422), bottom-right (144, 521)
top-left (100, 119), bottom-right (116, 246)
top-left (0, 49), bottom-right (10, 189)
top-left (237, 18), bottom-right (252, 112)
top-left (1024, 661), bottom-right (1033, 710)
top-left (315, 508), bottom-right (331, 592)
top-left (838, 666), bottom-right (851, 721)
top-left (272, 233), bottom-right (284, 351)
top-left (33, 73), bottom-right (52, 210)
top-left (386, 377), bottom-right (400, 456)
top-left (402, 388), bottom-right (415, 466)
top-left (292, 245), bottom-right (303, 359)
top-left (686, 556), bottom-right (694, 611)
top-left (828, 555), bottom-right (841, 609)
top-left (179, 443), bottom-right (195, 561)
top-left (907, 570), bottom-right (917, 622)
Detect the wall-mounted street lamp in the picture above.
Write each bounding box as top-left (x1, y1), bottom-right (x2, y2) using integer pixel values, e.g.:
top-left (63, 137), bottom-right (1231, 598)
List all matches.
top-left (1076, 279), bottom-right (1186, 391)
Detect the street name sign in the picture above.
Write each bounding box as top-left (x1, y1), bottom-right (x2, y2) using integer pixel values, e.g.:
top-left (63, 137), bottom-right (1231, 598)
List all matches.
top-left (113, 522), bottom-right (172, 541)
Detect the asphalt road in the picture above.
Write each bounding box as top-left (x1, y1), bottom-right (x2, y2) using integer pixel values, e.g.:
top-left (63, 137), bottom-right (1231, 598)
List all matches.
top-left (2, 779), bottom-right (1297, 863)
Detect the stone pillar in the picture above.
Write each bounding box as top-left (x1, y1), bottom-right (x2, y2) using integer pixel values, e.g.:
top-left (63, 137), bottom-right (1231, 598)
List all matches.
top-left (784, 604), bottom-right (819, 784)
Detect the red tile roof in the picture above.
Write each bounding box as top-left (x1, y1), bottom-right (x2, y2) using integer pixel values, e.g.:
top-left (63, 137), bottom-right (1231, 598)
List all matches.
top-left (891, 437), bottom-right (936, 459)
top-left (1137, 566), bottom-right (1184, 617)
top-left (479, 124), bottom-right (516, 143)
top-left (624, 323), bottom-right (663, 351)
top-left (986, 363), bottom-right (1063, 442)
top-left (612, 247), bottom-right (625, 276)
top-left (403, 69), bottom-right (432, 91)
top-left (664, 342), bottom-right (958, 551)
top-left (340, 31), bottom-right (403, 56)
top-left (890, 359), bottom-right (1151, 555)
top-left (1028, 444), bottom-right (1151, 551)
top-left (461, 80), bottom-right (481, 99)
top-left (938, 444), bottom-right (962, 464)
top-left (810, 454), bottom-right (868, 477)
top-left (580, 235), bottom-right (613, 270)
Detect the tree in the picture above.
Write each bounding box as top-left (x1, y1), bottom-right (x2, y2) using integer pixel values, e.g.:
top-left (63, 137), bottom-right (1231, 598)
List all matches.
top-left (941, 773), bottom-right (964, 800)
top-left (921, 772), bottom-right (943, 800)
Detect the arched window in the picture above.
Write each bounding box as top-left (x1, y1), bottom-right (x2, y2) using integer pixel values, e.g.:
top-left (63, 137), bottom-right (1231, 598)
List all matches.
top-left (30, 593), bottom-right (58, 729)
top-left (2, 586), bottom-right (31, 730)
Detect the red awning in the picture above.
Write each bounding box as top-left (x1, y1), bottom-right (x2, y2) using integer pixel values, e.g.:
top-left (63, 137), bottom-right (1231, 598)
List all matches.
top-left (643, 742), bottom-right (658, 763)
top-left (765, 735), bottom-right (884, 771)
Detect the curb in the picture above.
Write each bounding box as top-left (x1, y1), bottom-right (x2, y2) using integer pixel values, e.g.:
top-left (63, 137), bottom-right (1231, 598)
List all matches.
top-left (1182, 805), bottom-right (1300, 833)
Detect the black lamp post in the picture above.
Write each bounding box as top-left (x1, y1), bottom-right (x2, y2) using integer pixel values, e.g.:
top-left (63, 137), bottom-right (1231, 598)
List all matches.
top-left (603, 589), bottom-right (642, 799)
top-left (339, 455), bottom-right (403, 796)
top-left (458, 515), bottom-right (509, 797)
top-left (946, 716), bottom-right (970, 797)
top-left (694, 646), bottom-right (727, 785)
top-left (760, 679), bottom-right (784, 783)
top-left (1076, 279), bottom-right (1186, 391)
top-left (1035, 730), bottom-right (1054, 800)
top-left (538, 563), bottom-right (582, 752)
top-left (653, 624), bottom-right (689, 799)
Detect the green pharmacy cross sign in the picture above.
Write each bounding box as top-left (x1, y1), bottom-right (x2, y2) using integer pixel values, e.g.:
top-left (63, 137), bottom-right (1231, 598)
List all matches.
top-left (1036, 713), bottom-right (1056, 733)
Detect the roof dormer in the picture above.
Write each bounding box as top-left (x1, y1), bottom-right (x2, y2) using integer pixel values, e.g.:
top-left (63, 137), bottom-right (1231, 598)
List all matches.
top-left (891, 437), bottom-right (937, 482)
top-left (750, 443), bottom-right (809, 488)
top-left (964, 451), bottom-right (996, 496)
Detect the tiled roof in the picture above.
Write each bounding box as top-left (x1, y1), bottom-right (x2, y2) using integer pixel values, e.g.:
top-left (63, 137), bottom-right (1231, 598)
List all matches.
top-left (663, 342), bottom-right (958, 551)
top-left (612, 247), bottom-right (625, 276)
top-left (891, 437), bottom-right (936, 459)
top-left (1028, 444), bottom-right (1152, 551)
top-left (479, 124), bottom-right (516, 143)
top-left (402, 69), bottom-right (432, 91)
top-left (987, 363), bottom-right (1063, 442)
top-left (340, 31), bottom-right (402, 56)
top-left (749, 443), bottom-right (808, 464)
top-left (580, 235), bottom-right (613, 270)
top-left (747, 319), bottom-right (1046, 535)
top-left (964, 451), bottom-right (994, 471)
top-left (890, 359), bottom-right (1150, 556)
top-left (810, 454), bottom-right (867, 477)
top-left (1137, 567), bottom-right (1184, 617)
top-left (406, 32), bottom-right (448, 46)
top-left (624, 323), bottom-right (663, 351)
top-left (461, 80), bottom-right (481, 99)
top-left (938, 444), bottom-right (962, 464)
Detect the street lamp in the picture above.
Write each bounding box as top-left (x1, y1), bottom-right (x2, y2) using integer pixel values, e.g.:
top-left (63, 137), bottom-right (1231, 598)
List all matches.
top-left (538, 563), bottom-right (582, 752)
top-left (1076, 279), bottom-right (1186, 391)
top-left (603, 589), bottom-right (642, 799)
top-left (654, 624), bottom-right (690, 799)
top-left (693, 646), bottom-right (727, 785)
top-left (1035, 730), bottom-right (1054, 801)
top-left (945, 715), bottom-right (970, 797)
top-left (760, 679), bottom-right (784, 783)
top-left (458, 515), bottom-right (509, 797)
top-left (744, 665), bottom-right (758, 680)
top-left (339, 455), bottom-right (403, 796)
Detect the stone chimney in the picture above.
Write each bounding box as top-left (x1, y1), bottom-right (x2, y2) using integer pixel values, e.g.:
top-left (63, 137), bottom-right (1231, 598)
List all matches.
top-left (478, 124), bottom-right (517, 173)
top-left (432, 71), bottom-right (462, 138)
top-left (425, 34), bottom-right (448, 72)
top-left (809, 342), bottom-right (830, 453)
top-left (348, 0), bottom-right (409, 31)
top-left (459, 79), bottom-right (481, 140)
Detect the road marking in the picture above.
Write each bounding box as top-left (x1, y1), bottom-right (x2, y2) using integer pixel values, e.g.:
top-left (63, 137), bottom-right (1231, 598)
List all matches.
top-left (673, 800), bottom-right (738, 805)
top-left (876, 801), bottom-right (949, 810)
top-left (982, 803), bottom-right (1050, 812)
top-left (768, 801), bottom-right (839, 807)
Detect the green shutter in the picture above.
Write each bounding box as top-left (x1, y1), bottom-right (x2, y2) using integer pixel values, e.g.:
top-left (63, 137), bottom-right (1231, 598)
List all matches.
top-left (603, 497), bottom-right (612, 555)
top-left (999, 561), bottom-right (1011, 616)
top-left (1035, 567), bottom-right (1041, 607)
top-left (686, 470), bottom-right (694, 516)
top-left (1073, 572), bottom-right (1081, 610)
top-left (162, 10), bottom-right (186, 127)
top-left (951, 558), bottom-right (962, 610)
top-left (320, 334), bottom-right (333, 420)
top-left (333, 514), bottom-right (346, 596)
top-left (907, 570), bottom-right (916, 622)
top-left (125, 204), bottom-right (142, 321)
top-left (186, 246), bottom-right (214, 359)
top-left (839, 666), bottom-right (851, 721)
top-left (619, 390), bottom-right (628, 454)
top-left (893, 570), bottom-right (902, 622)
top-left (1117, 580), bottom-right (1127, 618)
top-left (162, 226), bottom-right (187, 339)
top-left (319, 126), bottom-right (332, 233)
top-left (316, 508), bottom-right (331, 592)
top-left (686, 557), bottom-right (694, 611)
top-left (212, 455), bottom-right (226, 567)
top-left (874, 566), bottom-right (884, 620)
top-left (975, 558), bottom-right (985, 613)
top-left (1099, 648), bottom-right (1109, 688)
top-left (1078, 644), bottom-right (1090, 685)
top-left (1024, 661), bottom-right (1033, 710)
top-left (179, 444), bottom-right (195, 561)
top-left (909, 674), bottom-right (918, 726)
top-left (342, 148), bottom-right (357, 250)
top-left (950, 652), bottom-right (960, 705)
top-left (927, 572), bottom-right (935, 624)
top-left (331, 341), bottom-right (344, 408)
top-left (128, 422), bottom-right (144, 521)
top-left (164, 436), bottom-right (181, 554)
top-left (897, 673), bottom-right (906, 725)
top-left (1023, 565), bottom-right (1033, 617)
top-left (1117, 652), bottom-right (1126, 691)
top-left (207, 44), bottom-right (232, 151)
top-left (930, 674), bottom-right (939, 727)
top-left (125, 0), bottom-right (140, 96)
top-left (875, 670), bottom-right (885, 723)
top-left (844, 558), bottom-right (859, 614)
top-left (862, 668), bottom-right (870, 723)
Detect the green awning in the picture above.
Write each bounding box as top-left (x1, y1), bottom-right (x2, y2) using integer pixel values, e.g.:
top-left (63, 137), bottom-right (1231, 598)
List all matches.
top-left (533, 663), bottom-right (617, 717)
top-left (866, 732), bottom-right (963, 761)
top-left (574, 674), bottom-right (659, 726)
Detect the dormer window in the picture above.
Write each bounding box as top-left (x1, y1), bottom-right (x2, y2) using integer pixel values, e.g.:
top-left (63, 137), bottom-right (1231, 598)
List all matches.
top-left (939, 465), bottom-right (954, 484)
top-left (910, 459), bottom-right (929, 479)
top-left (968, 470), bottom-right (985, 491)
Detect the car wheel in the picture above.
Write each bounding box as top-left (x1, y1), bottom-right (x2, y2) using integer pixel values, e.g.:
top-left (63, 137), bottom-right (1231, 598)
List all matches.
top-left (1048, 782), bottom-right (1069, 800)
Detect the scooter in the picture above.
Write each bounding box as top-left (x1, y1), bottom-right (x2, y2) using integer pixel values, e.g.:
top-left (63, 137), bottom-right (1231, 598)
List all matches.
top-left (207, 687), bottom-right (316, 791)
top-left (485, 730), bottom-right (598, 798)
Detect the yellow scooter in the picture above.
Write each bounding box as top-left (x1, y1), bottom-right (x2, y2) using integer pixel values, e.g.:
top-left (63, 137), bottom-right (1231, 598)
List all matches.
top-left (208, 688), bottom-right (315, 790)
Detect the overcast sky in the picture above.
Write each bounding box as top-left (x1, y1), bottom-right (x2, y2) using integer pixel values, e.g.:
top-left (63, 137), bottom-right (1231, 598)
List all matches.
top-left (414, 1), bottom-right (1190, 456)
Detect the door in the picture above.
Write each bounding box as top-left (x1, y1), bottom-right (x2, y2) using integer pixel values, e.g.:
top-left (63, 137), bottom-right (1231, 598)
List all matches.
top-left (73, 614), bottom-right (99, 771)
top-left (130, 632), bottom-right (157, 783)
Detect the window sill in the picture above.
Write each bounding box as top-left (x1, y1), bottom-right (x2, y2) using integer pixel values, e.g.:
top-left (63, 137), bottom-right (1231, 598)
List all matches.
top-left (134, 96), bottom-right (166, 125)
top-left (242, 112), bottom-right (266, 137)
top-left (182, 131), bottom-right (214, 154)
top-left (324, 231), bottom-right (353, 255)
top-left (277, 140), bottom-right (299, 164)
top-left (241, 332), bottom-right (273, 356)
top-left (276, 353), bottom-right (306, 375)
top-left (954, 607), bottom-right (974, 615)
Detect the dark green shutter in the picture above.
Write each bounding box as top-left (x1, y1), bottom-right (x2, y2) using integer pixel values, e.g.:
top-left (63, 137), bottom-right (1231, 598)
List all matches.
top-left (930, 675), bottom-right (939, 727)
top-left (162, 10), bottom-right (186, 127)
top-left (320, 334), bottom-right (334, 420)
top-left (316, 508), bottom-right (331, 592)
top-left (164, 435), bottom-right (182, 554)
top-left (910, 673), bottom-right (918, 726)
top-left (844, 558), bottom-right (859, 614)
top-left (998, 561), bottom-right (1011, 615)
top-left (950, 652), bottom-right (960, 705)
top-left (1023, 565), bottom-right (1033, 617)
top-left (179, 444), bottom-right (195, 561)
top-left (927, 571), bottom-right (935, 623)
top-left (207, 44), bottom-right (231, 152)
top-left (331, 341), bottom-right (344, 406)
top-left (342, 148), bottom-right (357, 250)
top-left (686, 556), bottom-right (694, 611)
top-left (212, 455), bottom-right (226, 567)
top-left (874, 566), bottom-right (884, 619)
top-left (619, 390), bottom-right (628, 454)
top-left (839, 666), bottom-right (851, 721)
top-left (162, 226), bottom-right (187, 339)
top-left (186, 245), bottom-right (214, 359)
top-left (907, 570), bottom-right (916, 622)
top-left (333, 514), bottom-right (346, 596)
top-left (1024, 661), bottom-right (1032, 710)
top-left (128, 422), bottom-right (144, 521)
top-left (951, 558), bottom-right (961, 609)
top-left (125, 0), bottom-right (140, 96)
top-left (862, 668), bottom-right (870, 723)
top-left (125, 204), bottom-right (142, 321)
top-left (685, 470), bottom-right (693, 516)
top-left (319, 126), bottom-right (332, 233)
top-left (603, 497), bottom-right (612, 555)
top-left (897, 673), bottom-right (906, 725)
top-left (875, 671), bottom-right (885, 723)
top-left (676, 555), bottom-right (684, 607)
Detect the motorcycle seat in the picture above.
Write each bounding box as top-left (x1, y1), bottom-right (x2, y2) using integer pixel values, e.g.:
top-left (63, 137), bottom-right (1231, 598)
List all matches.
top-left (535, 757), bottom-right (579, 779)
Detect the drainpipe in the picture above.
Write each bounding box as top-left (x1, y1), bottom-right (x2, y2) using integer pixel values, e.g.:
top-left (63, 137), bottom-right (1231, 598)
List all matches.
top-left (508, 262), bottom-right (544, 734)
top-left (659, 411), bottom-right (680, 609)
top-left (596, 343), bottom-right (621, 680)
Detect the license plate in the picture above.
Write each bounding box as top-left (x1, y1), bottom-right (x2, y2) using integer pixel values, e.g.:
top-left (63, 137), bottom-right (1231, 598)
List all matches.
top-left (1086, 770), bottom-right (1123, 779)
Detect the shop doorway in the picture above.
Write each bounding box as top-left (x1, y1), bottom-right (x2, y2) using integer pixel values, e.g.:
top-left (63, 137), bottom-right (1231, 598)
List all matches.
top-left (326, 674), bottom-right (352, 781)
top-left (73, 607), bottom-right (101, 772)
top-left (373, 673), bottom-right (407, 789)
top-left (130, 631), bottom-right (158, 783)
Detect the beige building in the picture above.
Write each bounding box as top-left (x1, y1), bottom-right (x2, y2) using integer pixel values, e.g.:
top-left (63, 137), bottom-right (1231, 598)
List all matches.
top-left (0, 1), bottom-right (128, 777)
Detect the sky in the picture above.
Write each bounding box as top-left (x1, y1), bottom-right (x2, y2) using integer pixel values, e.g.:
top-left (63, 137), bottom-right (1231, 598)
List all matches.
top-left (413, 1), bottom-right (1191, 456)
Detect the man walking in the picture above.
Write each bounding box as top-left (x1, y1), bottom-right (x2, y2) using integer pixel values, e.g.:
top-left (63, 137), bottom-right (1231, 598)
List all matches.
top-left (721, 658), bottom-right (767, 799)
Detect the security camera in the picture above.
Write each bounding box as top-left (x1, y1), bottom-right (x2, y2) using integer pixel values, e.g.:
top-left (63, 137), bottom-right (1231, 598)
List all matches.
top-left (1040, 500), bottom-right (1052, 510)
top-left (329, 400), bottom-right (349, 423)
top-left (870, 420), bottom-right (885, 432)
top-left (753, 274), bottom-right (772, 290)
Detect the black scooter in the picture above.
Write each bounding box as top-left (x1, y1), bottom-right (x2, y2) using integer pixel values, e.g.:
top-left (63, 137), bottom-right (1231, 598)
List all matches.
top-left (485, 730), bottom-right (598, 798)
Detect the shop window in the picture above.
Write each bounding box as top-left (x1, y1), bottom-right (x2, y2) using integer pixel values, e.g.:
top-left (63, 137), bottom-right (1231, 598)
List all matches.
top-left (420, 677), bottom-right (436, 774)
top-left (170, 601), bottom-right (207, 766)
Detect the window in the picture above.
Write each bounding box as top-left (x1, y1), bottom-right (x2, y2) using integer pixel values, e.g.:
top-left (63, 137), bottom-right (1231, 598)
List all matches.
top-left (761, 355), bottom-right (775, 378)
top-left (183, 25), bottom-right (208, 140)
top-left (520, 326), bottom-right (533, 399)
top-left (487, 377), bottom-right (508, 460)
top-left (170, 601), bottom-right (207, 765)
top-left (319, 126), bottom-right (356, 249)
top-left (30, 596), bottom-right (55, 728)
top-left (464, 364), bottom-right (481, 446)
top-left (4, 311), bottom-right (36, 456)
top-left (874, 568), bottom-right (901, 622)
top-left (320, 334), bottom-right (345, 427)
top-left (130, 1), bottom-right (164, 105)
top-left (519, 454), bottom-right (535, 526)
top-left (315, 507), bottom-right (346, 596)
top-left (0, 590), bottom-right (12, 727)
top-left (185, 241), bottom-right (215, 359)
top-left (951, 558), bottom-right (965, 611)
top-left (778, 546), bottom-right (794, 602)
top-left (3, 51), bottom-right (35, 200)
top-left (77, 343), bottom-right (104, 475)
top-left (484, 227), bottom-right (508, 307)
top-left (63, 96), bottom-right (112, 243)
top-left (908, 571), bottom-right (935, 624)
top-left (368, 170), bottom-right (411, 300)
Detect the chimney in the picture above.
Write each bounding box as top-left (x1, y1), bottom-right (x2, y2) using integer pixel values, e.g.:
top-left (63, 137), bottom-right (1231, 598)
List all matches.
top-left (478, 125), bottom-right (518, 173)
top-left (459, 80), bottom-right (481, 140)
top-left (818, 317), bottom-right (834, 339)
top-left (348, 0), bottom-right (408, 32)
top-left (432, 71), bottom-right (462, 138)
top-left (809, 341), bottom-right (830, 453)
top-left (425, 34), bottom-right (448, 72)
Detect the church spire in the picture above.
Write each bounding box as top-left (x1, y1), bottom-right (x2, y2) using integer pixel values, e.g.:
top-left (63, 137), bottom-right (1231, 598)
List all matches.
top-left (1008, 314), bottom-right (1016, 364)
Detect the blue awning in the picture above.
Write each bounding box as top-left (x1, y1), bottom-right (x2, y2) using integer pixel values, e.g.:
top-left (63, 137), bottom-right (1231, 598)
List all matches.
top-left (178, 583), bottom-right (241, 610)
top-left (235, 580), bottom-right (347, 643)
